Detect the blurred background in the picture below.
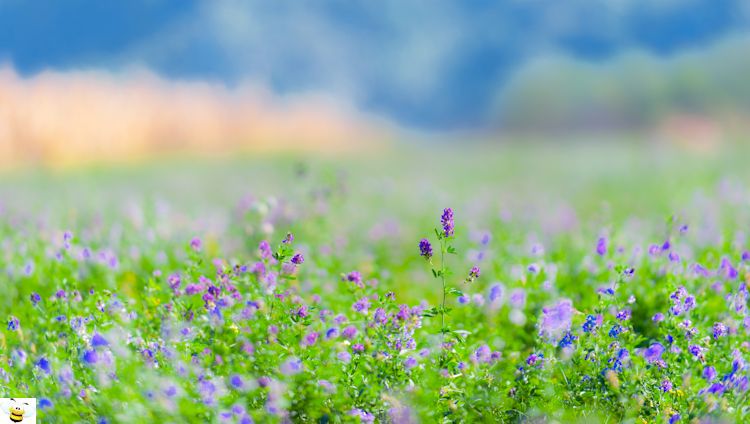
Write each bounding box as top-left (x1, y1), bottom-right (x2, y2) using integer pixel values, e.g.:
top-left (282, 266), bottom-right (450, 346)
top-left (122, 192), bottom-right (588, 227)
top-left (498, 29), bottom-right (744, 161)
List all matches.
top-left (1, 0), bottom-right (750, 168)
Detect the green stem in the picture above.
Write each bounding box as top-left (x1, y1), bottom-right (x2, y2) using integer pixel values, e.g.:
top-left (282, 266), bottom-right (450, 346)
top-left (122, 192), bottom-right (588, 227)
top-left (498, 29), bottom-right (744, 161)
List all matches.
top-left (440, 238), bottom-right (447, 336)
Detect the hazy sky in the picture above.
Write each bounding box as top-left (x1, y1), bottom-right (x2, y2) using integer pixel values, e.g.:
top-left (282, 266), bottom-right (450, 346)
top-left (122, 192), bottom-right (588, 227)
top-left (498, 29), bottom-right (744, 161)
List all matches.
top-left (1, 0), bottom-right (748, 129)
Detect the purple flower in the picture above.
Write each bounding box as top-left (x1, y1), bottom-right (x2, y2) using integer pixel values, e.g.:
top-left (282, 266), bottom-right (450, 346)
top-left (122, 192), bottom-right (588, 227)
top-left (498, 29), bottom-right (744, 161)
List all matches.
top-left (712, 322), bottom-right (727, 340)
top-left (609, 324), bottom-right (623, 338)
top-left (352, 297), bottom-right (371, 314)
top-left (688, 345), bottom-right (704, 357)
top-left (291, 253), bottom-right (304, 265)
top-left (185, 284), bottom-right (204, 295)
top-left (652, 313), bottom-right (665, 323)
top-left (539, 299), bottom-right (573, 339)
top-left (661, 379), bottom-right (673, 392)
top-left (468, 266), bottom-right (480, 279)
top-left (509, 289), bottom-right (526, 308)
top-left (404, 357), bottom-right (418, 369)
top-left (488, 284), bottom-right (504, 303)
top-left (282, 232), bottom-right (294, 244)
top-left (7, 316), bottom-right (19, 331)
top-left (91, 333), bottom-right (109, 348)
top-left (558, 332), bottom-right (577, 348)
top-left (616, 309), bottom-right (631, 321)
top-left (337, 351), bottom-right (352, 363)
top-left (352, 344), bottom-right (365, 353)
top-left (30, 292), bottom-right (41, 305)
top-left (36, 357), bottom-right (51, 374)
top-left (418, 238), bottom-right (433, 259)
top-left (83, 349), bottom-right (99, 365)
top-left (168, 273), bottom-right (181, 291)
top-left (440, 208), bottom-right (455, 238)
top-left (258, 241), bottom-right (272, 259)
top-left (526, 352), bottom-right (543, 366)
top-left (705, 382), bottom-right (726, 395)
top-left (190, 237), bottom-right (202, 251)
top-left (346, 271), bottom-right (363, 287)
top-left (280, 357), bottom-right (302, 375)
top-left (230, 375), bottom-right (244, 389)
top-left (669, 413), bottom-right (681, 424)
top-left (39, 398), bottom-right (53, 410)
top-left (341, 326), bottom-right (358, 339)
top-left (703, 366), bottom-right (717, 381)
top-left (596, 236), bottom-right (607, 256)
top-left (303, 332), bottom-right (319, 346)
top-left (642, 343), bottom-right (665, 363)
top-left (582, 314), bottom-right (600, 333)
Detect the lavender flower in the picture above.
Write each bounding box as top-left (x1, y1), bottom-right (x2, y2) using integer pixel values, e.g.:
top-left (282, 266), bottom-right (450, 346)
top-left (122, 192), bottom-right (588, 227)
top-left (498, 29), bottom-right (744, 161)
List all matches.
top-left (539, 299), bottom-right (573, 339)
top-left (419, 238), bottom-right (433, 259)
top-left (91, 333), bottom-right (109, 348)
top-left (703, 366), bottom-right (717, 381)
top-left (596, 236), bottom-right (607, 256)
top-left (642, 343), bottom-right (665, 363)
top-left (258, 241), bottom-right (272, 259)
top-left (291, 253), bottom-right (304, 265)
top-left (352, 297), bottom-right (371, 314)
top-left (7, 316), bottom-right (19, 331)
top-left (440, 208), bottom-right (454, 238)
top-left (582, 314), bottom-right (599, 333)
top-left (469, 266), bottom-right (480, 279)
top-left (712, 322), bottom-right (727, 340)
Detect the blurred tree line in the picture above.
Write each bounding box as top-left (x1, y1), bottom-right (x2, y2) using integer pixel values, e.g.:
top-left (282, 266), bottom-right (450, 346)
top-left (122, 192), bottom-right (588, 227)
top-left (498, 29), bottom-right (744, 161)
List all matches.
top-left (494, 37), bottom-right (750, 132)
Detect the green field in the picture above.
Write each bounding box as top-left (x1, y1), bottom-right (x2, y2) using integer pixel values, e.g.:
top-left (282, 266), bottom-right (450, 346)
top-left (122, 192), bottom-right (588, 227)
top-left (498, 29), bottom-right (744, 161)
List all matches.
top-left (2, 142), bottom-right (750, 422)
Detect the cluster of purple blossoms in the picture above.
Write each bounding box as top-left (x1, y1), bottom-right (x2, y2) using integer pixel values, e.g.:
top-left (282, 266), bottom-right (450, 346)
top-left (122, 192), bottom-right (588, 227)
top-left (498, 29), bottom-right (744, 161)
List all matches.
top-left (616, 309), bottom-right (632, 321)
top-left (582, 314), bottom-right (601, 333)
top-left (719, 257), bottom-right (739, 279)
top-left (558, 332), bottom-right (577, 348)
top-left (469, 344), bottom-right (502, 365)
top-left (712, 322), bottom-right (728, 340)
top-left (258, 240), bottom-right (272, 260)
top-left (596, 236), bottom-right (607, 256)
top-left (642, 343), bottom-right (665, 364)
top-left (290, 253), bottom-right (304, 265)
top-left (352, 297), bottom-right (371, 314)
top-left (440, 208), bottom-right (454, 238)
top-left (539, 299), bottom-right (573, 340)
top-left (418, 238), bottom-right (433, 259)
top-left (669, 286), bottom-right (696, 316)
top-left (345, 271), bottom-right (364, 288)
top-left (526, 352), bottom-right (544, 367)
top-left (7, 316), bottom-right (19, 331)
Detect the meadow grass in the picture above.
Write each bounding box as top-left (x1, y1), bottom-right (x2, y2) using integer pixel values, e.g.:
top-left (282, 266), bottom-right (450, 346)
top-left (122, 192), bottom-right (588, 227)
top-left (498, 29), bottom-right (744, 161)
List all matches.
top-left (1, 142), bottom-right (750, 422)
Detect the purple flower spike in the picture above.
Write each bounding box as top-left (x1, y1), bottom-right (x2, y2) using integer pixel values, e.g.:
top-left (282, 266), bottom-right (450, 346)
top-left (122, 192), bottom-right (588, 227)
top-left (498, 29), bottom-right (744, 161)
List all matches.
top-left (642, 343), bottom-right (665, 363)
top-left (441, 208), bottom-right (454, 238)
top-left (703, 366), bottom-right (717, 381)
top-left (91, 333), bottom-right (109, 348)
top-left (539, 299), bottom-right (573, 339)
top-left (596, 236), bottom-right (607, 256)
top-left (291, 253), bottom-right (304, 265)
top-left (419, 238), bottom-right (433, 259)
